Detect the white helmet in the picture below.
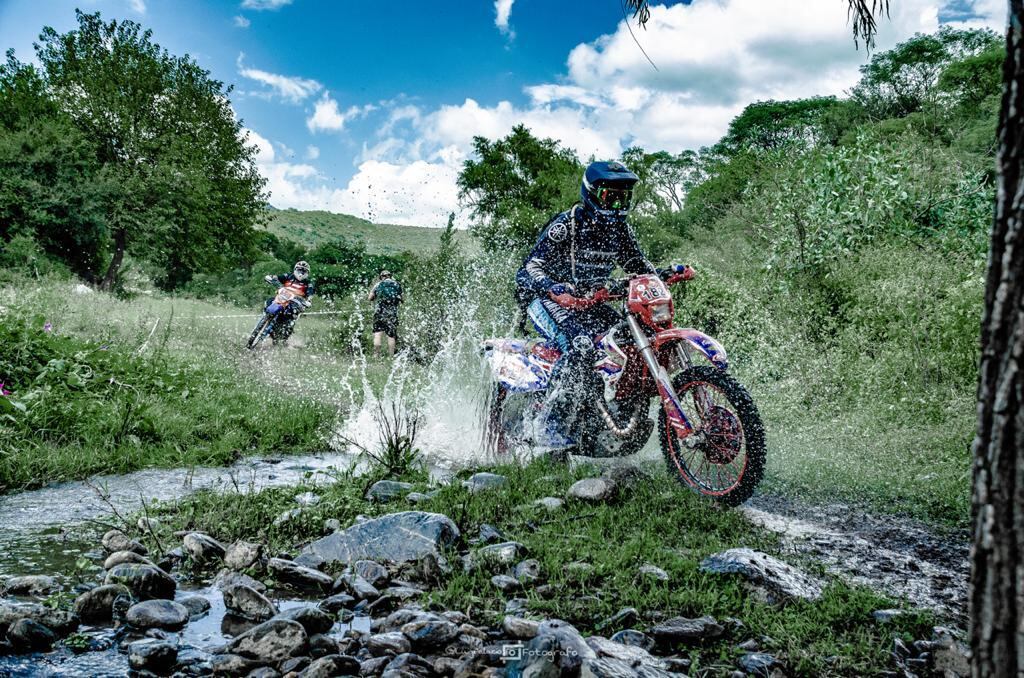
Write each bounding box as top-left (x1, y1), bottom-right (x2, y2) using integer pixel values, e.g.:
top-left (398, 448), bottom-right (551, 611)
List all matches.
top-left (293, 261), bottom-right (310, 281)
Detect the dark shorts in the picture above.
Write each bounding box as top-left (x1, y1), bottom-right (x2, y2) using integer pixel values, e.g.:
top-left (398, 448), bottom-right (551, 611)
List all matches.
top-left (373, 307), bottom-right (399, 338)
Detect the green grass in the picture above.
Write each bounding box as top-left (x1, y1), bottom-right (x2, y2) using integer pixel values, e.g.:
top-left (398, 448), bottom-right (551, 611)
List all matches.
top-left (140, 458), bottom-right (935, 676)
top-left (264, 208), bottom-right (476, 255)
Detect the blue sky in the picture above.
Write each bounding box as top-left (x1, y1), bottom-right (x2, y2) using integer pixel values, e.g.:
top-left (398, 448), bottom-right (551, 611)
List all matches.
top-left (0, 0), bottom-right (1005, 226)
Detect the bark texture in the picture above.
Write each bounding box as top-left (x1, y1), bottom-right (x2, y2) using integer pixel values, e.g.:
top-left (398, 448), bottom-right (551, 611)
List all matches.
top-left (969, 3), bottom-right (1024, 677)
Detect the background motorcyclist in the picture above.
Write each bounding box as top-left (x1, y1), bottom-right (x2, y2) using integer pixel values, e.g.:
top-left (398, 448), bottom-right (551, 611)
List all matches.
top-left (262, 260), bottom-right (315, 340)
top-left (515, 160), bottom-right (656, 449)
top-left (368, 269), bottom-right (403, 358)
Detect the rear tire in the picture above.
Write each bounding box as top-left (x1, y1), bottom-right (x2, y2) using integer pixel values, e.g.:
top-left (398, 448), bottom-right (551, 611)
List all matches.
top-left (659, 366), bottom-right (765, 506)
top-left (247, 314), bottom-right (273, 350)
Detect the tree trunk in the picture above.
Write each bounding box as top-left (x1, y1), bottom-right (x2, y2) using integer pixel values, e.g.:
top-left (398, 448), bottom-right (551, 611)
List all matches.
top-left (969, 4), bottom-right (1024, 677)
top-left (99, 227), bottom-right (127, 292)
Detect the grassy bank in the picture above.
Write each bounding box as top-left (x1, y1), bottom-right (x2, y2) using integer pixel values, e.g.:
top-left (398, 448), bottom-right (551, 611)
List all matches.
top-left (142, 457), bottom-right (934, 676)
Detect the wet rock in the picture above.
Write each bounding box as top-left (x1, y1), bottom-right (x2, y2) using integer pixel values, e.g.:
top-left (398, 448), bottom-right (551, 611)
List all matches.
top-left (179, 595), bottom-right (211, 620)
top-left (383, 652), bottom-right (435, 676)
top-left (318, 593), bottom-right (356, 614)
top-left (210, 652), bottom-right (261, 676)
top-left (360, 656), bottom-right (391, 674)
top-left (281, 656), bottom-right (311, 674)
top-left (337, 573), bottom-right (380, 601)
top-left (297, 511), bottom-right (460, 568)
top-left (502, 615), bottom-right (540, 639)
top-left (223, 584), bottom-right (278, 622)
top-left (301, 654), bottom-right (360, 676)
top-left (462, 472), bottom-right (507, 493)
top-left (401, 618), bottom-right (460, 649)
top-left (477, 524), bottom-right (504, 545)
top-left (662, 657), bottom-right (692, 673)
top-left (580, 656), bottom-right (656, 677)
top-left (568, 477), bottom-right (617, 503)
top-left (509, 621), bottom-right (596, 676)
top-left (700, 548), bottom-right (824, 604)
top-left (223, 618), bottom-right (309, 663)
top-left (7, 619), bottom-right (56, 652)
top-left (102, 529), bottom-right (147, 555)
top-left (600, 608), bottom-right (640, 632)
top-left (465, 541), bottom-right (527, 572)
top-left (382, 608), bottom-right (432, 631)
top-left (381, 585), bottom-right (421, 602)
top-left (587, 635), bottom-right (666, 670)
top-left (434, 655), bottom-right (462, 676)
top-left (491, 575), bottom-right (522, 593)
top-left (246, 668), bottom-right (281, 678)
top-left (224, 541), bottom-right (263, 571)
top-left (638, 564), bottom-right (669, 582)
top-left (214, 570), bottom-right (267, 594)
top-left (366, 631), bottom-right (412, 656)
top-left (514, 559), bottom-right (542, 583)
top-left (183, 532), bottom-right (226, 564)
top-left (2, 575), bottom-right (59, 596)
top-left (737, 652), bottom-right (779, 676)
top-left (366, 480), bottom-right (415, 503)
top-left (267, 558), bottom-right (334, 593)
top-left (534, 497), bottom-right (564, 512)
top-left (308, 633), bottom-right (340, 658)
top-left (125, 599), bottom-right (190, 631)
top-left (103, 550), bottom-right (156, 570)
top-left (105, 564), bottom-right (175, 600)
top-left (74, 583), bottom-right (131, 624)
top-left (353, 560), bottom-right (390, 588)
top-left (650, 616), bottom-right (724, 644)
top-left (610, 629), bottom-right (653, 651)
top-left (295, 491), bottom-right (322, 507)
top-left (127, 638), bottom-right (178, 674)
top-left (276, 606), bottom-right (334, 636)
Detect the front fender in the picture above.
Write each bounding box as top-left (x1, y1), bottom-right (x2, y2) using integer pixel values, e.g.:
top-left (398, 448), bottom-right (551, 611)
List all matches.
top-left (653, 328), bottom-right (729, 369)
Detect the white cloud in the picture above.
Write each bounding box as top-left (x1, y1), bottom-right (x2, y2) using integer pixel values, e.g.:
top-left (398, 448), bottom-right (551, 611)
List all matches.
top-left (233, 15), bottom-right (251, 28)
top-left (306, 92), bottom-right (374, 133)
top-left (127, 0), bottom-right (146, 13)
top-left (240, 0), bottom-right (293, 10)
top-left (237, 53), bottom-right (322, 103)
top-left (305, 145), bottom-right (320, 160)
top-left (495, 0), bottom-right (515, 38)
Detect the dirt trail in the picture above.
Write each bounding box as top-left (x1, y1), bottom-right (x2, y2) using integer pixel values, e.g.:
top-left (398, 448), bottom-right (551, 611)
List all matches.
top-left (744, 494), bottom-right (969, 626)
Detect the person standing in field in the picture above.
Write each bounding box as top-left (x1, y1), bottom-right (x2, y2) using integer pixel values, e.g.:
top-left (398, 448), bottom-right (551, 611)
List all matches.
top-left (368, 269), bottom-right (403, 358)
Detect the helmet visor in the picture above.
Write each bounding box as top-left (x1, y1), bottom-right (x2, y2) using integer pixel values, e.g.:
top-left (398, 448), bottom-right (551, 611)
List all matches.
top-left (592, 186), bottom-right (632, 211)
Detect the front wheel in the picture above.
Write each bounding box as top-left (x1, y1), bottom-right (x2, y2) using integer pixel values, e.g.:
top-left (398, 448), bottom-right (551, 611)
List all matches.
top-left (658, 366), bottom-right (765, 506)
top-left (246, 314), bottom-right (273, 350)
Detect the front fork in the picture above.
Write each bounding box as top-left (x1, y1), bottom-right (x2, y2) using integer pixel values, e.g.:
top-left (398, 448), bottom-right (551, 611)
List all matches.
top-left (626, 316), bottom-right (695, 439)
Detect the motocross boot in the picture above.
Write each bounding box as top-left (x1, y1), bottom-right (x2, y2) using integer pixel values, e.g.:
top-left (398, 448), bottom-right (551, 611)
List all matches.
top-left (536, 337), bottom-right (597, 453)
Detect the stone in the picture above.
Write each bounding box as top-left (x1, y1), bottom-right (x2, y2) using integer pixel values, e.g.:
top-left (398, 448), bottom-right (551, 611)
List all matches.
top-left (505, 598), bottom-right (528, 614)
top-left (296, 512), bottom-right (460, 568)
top-left (105, 564), bottom-right (176, 600)
top-left (534, 497), bottom-right (564, 512)
top-left (2, 575), bottom-right (59, 596)
top-left (182, 532), bottom-right (226, 564)
top-left (179, 595), bottom-right (212, 620)
top-left (366, 480), bottom-right (415, 503)
top-left (337, 573), bottom-right (380, 601)
top-left (74, 583), bottom-right (131, 624)
top-left (276, 606), bottom-right (334, 636)
top-left (465, 542), bottom-right (527, 572)
top-left (103, 550), bottom-right (156, 570)
top-left (502, 616), bottom-right (540, 639)
top-left (125, 599), bottom-right (190, 631)
top-left (280, 656), bottom-right (311, 674)
top-left (268, 558), bottom-right (334, 593)
top-left (491, 575), bottom-right (522, 592)
top-left (246, 669), bottom-right (281, 678)
top-left (406, 492), bottom-right (432, 504)
top-left (210, 653), bottom-right (261, 676)
top-left (586, 635), bottom-right (666, 670)
top-left (514, 559), bottom-right (542, 583)
top-left (223, 584), bottom-right (278, 622)
top-left (308, 633), bottom-right (340, 658)
top-left (301, 654), bottom-right (360, 677)
top-left (737, 652), bottom-right (778, 676)
top-left (699, 548), bottom-right (824, 604)
top-left (127, 638), bottom-right (178, 673)
top-left (7, 619), bottom-right (56, 651)
top-left (353, 560), bottom-right (390, 588)
top-left (650, 616), bottom-right (724, 644)
top-left (638, 564), bottom-right (670, 582)
top-left (600, 608), bottom-right (640, 632)
top-left (932, 626), bottom-right (971, 677)
top-left (401, 618), bottom-right (460, 649)
top-left (360, 656), bottom-right (391, 674)
top-left (383, 652), bottom-right (435, 676)
top-left (567, 477), bottom-right (617, 502)
top-left (295, 491), bottom-right (322, 506)
top-left (102, 529), bottom-right (147, 555)
top-left (580, 656), bottom-right (652, 677)
top-left (367, 631), bottom-right (413, 656)
top-left (224, 541), bottom-right (263, 571)
top-left (462, 472), bottom-right (507, 493)
top-left (610, 629), bottom-right (653, 651)
top-left (323, 519), bottom-right (342, 533)
top-left (477, 524), bottom-right (504, 545)
top-left (214, 570), bottom-right (267, 594)
top-left (223, 618), bottom-right (309, 663)
top-left (318, 594), bottom-right (356, 614)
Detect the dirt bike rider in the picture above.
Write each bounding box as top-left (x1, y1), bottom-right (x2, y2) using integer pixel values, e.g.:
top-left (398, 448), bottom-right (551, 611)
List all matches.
top-left (515, 160), bottom-right (663, 450)
top-left (263, 260), bottom-right (315, 333)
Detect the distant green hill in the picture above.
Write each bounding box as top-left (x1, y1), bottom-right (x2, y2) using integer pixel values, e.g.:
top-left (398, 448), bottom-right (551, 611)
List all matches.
top-left (262, 209), bottom-right (474, 254)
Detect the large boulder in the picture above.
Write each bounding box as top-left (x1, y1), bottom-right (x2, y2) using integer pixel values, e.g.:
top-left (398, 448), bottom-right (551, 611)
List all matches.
top-left (222, 618), bottom-right (309, 663)
top-left (699, 548), bottom-right (824, 603)
top-left (74, 584), bottom-right (131, 624)
top-left (125, 599), bottom-right (190, 631)
top-left (127, 638), bottom-right (178, 674)
top-left (295, 511), bottom-right (459, 568)
top-left (102, 529), bottom-right (147, 555)
top-left (267, 558), bottom-right (334, 593)
top-left (182, 532), bottom-right (226, 564)
top-left (2, 575), bottom-right (60, 596)
top-left (7, 619), bottom-right (57, 652)
top-left (223, 584), bottom-right (278, 622)
top-left (275, 606), bottom-right (334, 636)
top-left (0, 600), bottom-right (78, 636)
top-left (103, 550), bottom-right (156, 570)
top-left (224, 541), bottom-right (263, 571)
top-left (105, 564), bottom-right (176, 600)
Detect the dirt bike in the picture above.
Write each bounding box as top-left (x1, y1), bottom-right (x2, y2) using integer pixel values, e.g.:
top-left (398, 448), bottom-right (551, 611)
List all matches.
top-left (482, 267), bottom-right (766, 506)
top-left (246, 278), bottom-right (310, 350)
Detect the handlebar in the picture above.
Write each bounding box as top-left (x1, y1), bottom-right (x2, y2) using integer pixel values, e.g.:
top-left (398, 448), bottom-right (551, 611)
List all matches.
top-left (549, 266), bottom-right (695, 310)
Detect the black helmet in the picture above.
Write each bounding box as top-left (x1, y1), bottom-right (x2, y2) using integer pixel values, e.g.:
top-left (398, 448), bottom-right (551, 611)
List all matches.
top-left (580, 160), bottom-right (638, 226)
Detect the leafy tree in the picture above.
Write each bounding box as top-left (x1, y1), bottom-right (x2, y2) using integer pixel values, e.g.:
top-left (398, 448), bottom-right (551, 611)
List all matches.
top-left (457, 124), bottom-right (582, 253)
top-left (32, 11), bottom-right (266, 290)
top-left (722, 97), bottom-right (843, 151)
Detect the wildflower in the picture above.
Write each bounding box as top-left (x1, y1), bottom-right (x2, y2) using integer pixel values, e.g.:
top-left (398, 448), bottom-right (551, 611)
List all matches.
top-left (0, 382), bottom-right (10, 396)
top-left (43, 322), bottom-right (53, 333)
